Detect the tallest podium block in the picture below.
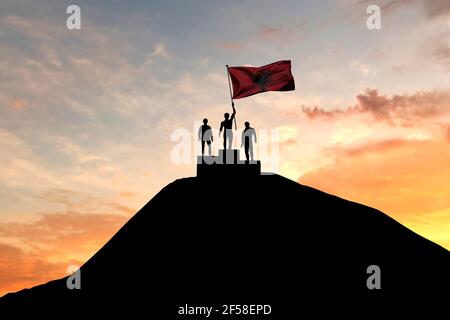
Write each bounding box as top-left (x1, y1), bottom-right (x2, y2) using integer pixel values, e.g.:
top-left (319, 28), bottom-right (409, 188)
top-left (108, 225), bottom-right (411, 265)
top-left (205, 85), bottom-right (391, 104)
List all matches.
top-left (218, 149), bottom-right (239, 164)
top-left (197, 149), bottom-right (261, 178)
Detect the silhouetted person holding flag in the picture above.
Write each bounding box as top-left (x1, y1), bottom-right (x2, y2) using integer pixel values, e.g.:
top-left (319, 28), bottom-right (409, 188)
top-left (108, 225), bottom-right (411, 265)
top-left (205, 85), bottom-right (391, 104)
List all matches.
top-left (198, 118), bottom-right (213, 156)
top-left (219, 102), bottom-right (236, 150)
top-left (241, 121), bottom-right (257, 162)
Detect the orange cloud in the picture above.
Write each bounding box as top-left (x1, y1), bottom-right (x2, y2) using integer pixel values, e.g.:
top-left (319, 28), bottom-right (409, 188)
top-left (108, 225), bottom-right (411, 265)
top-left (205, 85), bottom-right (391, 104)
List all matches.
top-left (299, 138), bottom-right (450, 250)
top-left (0, 211), bottom-right (129, 297)
top-left (34, 188), bottom-right (135, 215)
top-left (0, 212), bottom-right (128, 246)
top-left (0, 242), bottom-right (70, 297)
top-left (280, 138), bottom-right (296, 150)
top-left (8, 99), bottom-right (26, 110)
top-left (301, 89), bottom-right (450, 126)
top-left (301, 105), bottom-right (347, 119)
top-left (119, 191), bottom-right (137, 197)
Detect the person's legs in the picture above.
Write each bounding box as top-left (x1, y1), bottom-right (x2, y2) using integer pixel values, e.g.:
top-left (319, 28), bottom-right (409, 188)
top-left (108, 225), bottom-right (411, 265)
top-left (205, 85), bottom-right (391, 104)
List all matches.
top-left (227, 130), bottom-right (233, 150)
top-left (223, 132), bottom-right (227, 150)
top-left (201, 140), bottom-right (205, 155)
top-left (249, 142), bottom-right (254, 161)
top-left (207, 141), bottom-right (211, 156)
top-left (245, 137), bottom-right (250, 162)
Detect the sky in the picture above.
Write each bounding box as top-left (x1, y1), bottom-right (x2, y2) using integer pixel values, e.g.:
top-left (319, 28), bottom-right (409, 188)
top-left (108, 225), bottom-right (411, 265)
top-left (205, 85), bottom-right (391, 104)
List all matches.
top-left (0, 0), bottom-right (449, 296)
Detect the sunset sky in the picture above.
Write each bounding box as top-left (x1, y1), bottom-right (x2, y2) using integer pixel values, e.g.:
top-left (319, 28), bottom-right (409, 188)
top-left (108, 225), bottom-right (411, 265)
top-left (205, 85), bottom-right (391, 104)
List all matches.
top-left (1, 0), bottom-right (450, 296)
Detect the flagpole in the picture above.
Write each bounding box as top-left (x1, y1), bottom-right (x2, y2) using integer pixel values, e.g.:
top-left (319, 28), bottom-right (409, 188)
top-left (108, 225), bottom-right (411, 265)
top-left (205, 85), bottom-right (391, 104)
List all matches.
top-left (226, 65), bottom-right (237, 130)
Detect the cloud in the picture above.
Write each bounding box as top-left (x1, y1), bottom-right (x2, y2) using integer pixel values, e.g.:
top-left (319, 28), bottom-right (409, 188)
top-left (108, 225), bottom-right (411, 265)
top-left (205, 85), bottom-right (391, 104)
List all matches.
top-left (145, 42), bottom-right (170, 64)
top-left (330, 125), bottom-right (372, 145)
top-left (277, 126), bottom-right (298, 150)
top-left (432, 42), bottom-right (450, 68)
top-left (220, 23), bottom-right (307, 51)
top-left (301, 105), bottom-right (347, 119)
top-left (119, 191), bottom-right (137, 197)
top-left (423, 0), bottom-right (450, 19)
top-left (259, 26), bottom-right (283, 38)
top-left (354, 0), bottom-right (450, 19)
top-left (356, 89), bottom-right (449, 123)
top-left (0, 128), bottom-right (61, 189)
top-left (256, 24), bottom-right (307, 41)
top-left (0, 212), bottom-right (128, 247)
top-left (151, 42), bottom-right (169, 59)
top-left (33, 188), bottom-right (135, 215)
top-left (0, 188), bottom-right (136, 295)
top-left (330, 138), bottom-right (408, 157)
top-left (300, 138), bottom-right (450, 216)
top-left (0, 128), bottom-right (130, 193)
top-left (3, 15), bottom-right (53, 41)
top-left (48, 136), bottom-right (114, 167)
top-left (0, 241), bottom-right (70, 296)
top-left (0, 211), bottom-right (129, 296)
top-left (444, 123), bottom-right (450, 142)
top-left (7, 99), bottom-right (26, 110)
top-left (373, 0), bottom-right (415, 14)
top-left (220, 42), bottom-right (245, 50)
top-left (301, 89), bottom-right (450, 126)
top-left (299, 138), bottom-right (450, 249)
top-left (348, 0), bottom-right (450, 71)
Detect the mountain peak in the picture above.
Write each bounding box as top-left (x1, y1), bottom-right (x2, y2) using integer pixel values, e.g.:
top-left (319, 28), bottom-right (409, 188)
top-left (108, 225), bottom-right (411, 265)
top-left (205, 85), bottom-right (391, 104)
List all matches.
top-left (1, 174), bottom-right (449, 312)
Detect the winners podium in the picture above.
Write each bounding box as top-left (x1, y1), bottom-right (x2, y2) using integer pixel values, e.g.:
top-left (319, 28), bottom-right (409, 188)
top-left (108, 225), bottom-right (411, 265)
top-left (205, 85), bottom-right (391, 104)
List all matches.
top-left (197, 149), bottom-right (261, 178)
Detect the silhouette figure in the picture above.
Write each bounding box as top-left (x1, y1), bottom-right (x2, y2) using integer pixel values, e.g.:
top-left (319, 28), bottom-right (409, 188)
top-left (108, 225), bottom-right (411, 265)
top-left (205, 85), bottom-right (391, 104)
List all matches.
top-left (219, 103), bottom-right (236, 150)
top-left (241, 121), bottom-right (257, 162)
top-left (198, 118), bottom-right (213, 156)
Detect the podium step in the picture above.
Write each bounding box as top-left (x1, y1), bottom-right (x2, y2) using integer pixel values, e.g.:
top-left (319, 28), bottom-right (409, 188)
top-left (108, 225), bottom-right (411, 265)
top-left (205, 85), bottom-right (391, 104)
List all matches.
top-left (197, 149), bottom-right (260, 177)
top-left (218, 149), bottom-right (240, 164)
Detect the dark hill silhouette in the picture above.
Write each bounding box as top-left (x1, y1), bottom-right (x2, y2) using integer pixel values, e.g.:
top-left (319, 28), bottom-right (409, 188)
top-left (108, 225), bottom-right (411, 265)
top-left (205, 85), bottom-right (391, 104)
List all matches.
top-left (1, 174), bottom-right (449, 314)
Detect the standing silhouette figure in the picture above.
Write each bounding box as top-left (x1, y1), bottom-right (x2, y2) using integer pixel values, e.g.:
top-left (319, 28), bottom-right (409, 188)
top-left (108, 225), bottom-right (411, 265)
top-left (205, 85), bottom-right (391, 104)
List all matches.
top-left (241, 121), bottom-right (257, 162)
top-left (198, 118), bottom-right (213, 156)
top-left (219, 103), bottom-right (236, 150)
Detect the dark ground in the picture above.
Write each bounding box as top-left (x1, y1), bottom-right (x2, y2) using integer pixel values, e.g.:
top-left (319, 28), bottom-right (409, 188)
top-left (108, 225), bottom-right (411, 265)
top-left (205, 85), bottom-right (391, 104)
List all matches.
top-left (1, 174), bottom-right (449, 315)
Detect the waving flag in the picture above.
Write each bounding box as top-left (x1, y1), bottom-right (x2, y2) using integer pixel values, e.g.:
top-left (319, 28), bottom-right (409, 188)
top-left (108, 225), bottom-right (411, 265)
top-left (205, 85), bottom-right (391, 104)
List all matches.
top-left (227, 60), bottom-right (295, 99)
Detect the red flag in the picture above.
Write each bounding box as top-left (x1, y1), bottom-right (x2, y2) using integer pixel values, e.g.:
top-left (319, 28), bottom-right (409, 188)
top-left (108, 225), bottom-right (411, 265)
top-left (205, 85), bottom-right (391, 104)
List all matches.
top-left (227, 60), bottom-right (295, 99)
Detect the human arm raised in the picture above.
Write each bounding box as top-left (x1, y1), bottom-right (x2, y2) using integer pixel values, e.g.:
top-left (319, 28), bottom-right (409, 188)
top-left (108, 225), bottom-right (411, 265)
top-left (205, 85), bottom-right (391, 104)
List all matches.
top-left (230, 102), bottom-right (236, 121)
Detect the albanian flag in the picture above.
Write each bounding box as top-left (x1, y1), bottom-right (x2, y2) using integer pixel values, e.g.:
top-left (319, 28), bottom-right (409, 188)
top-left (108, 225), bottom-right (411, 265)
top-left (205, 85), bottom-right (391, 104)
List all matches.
top-left (227, 60), bottom-right (295, 99)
